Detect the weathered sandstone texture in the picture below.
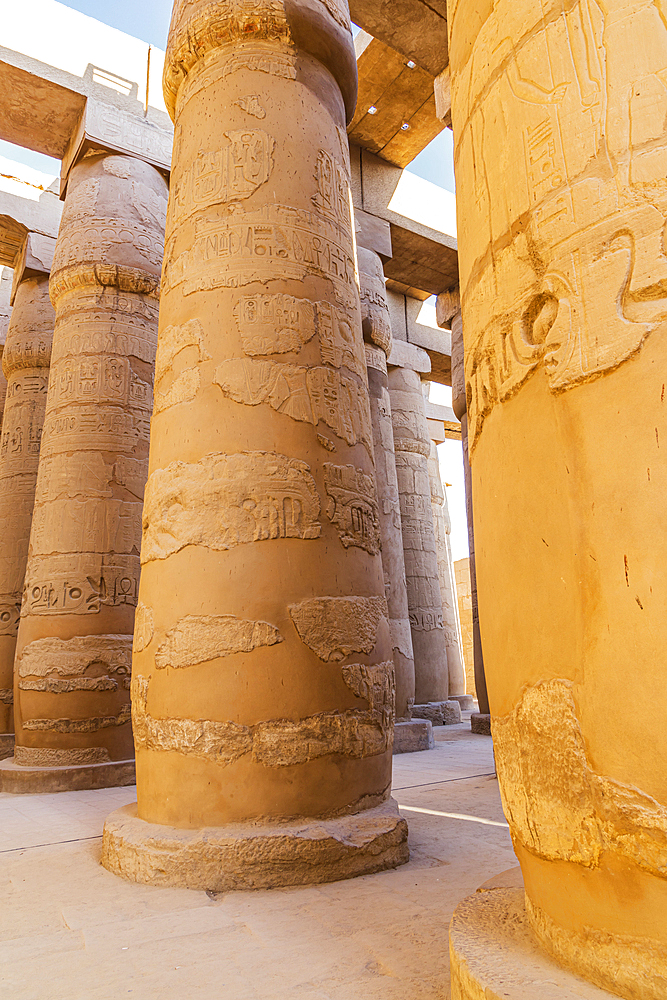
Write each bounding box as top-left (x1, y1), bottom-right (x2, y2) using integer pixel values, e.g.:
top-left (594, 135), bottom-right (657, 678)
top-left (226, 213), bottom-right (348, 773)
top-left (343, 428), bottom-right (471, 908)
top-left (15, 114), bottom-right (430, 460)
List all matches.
top-left (9, 153), bottom-right (167, 783)
top-left (449, 0), bottom-right (667, 992)
top-left (0, 273), bottom-right (54, 733)
top-left (388, 365), bottom-right (455, 723)
top-left (427, 438), bottom-right (471, 710)
top-left (102, 0), bottom-right (407, 888)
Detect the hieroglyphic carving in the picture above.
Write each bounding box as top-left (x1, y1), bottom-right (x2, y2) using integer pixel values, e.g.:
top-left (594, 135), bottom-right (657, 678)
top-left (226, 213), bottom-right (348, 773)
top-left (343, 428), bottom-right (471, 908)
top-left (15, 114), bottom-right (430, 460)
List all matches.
top-left (173, 131), bottom-right (275, 216)
top-left (141, 452), bottom-right (321, 563)
top-left (234, 94), bottom-right (267, 119)
top-left (288, 595), bottom-right (388, 661)
top-left (155, 615), bottom-right (283, 669)
top-left (215, 359), bottom-right (372, 451)
top-left (18, 634), bottom-right (132, 679)
top-left (0, 689), bottom-right (13, 705)
top-left (14, 745), bottom-right (111, 766)
top-left (22, 554), bottom-right (140, 616)
top-left (323, 463), bottom-right (380, 553)
top-left (313, 149), bottom-right (351, 228)
top-left (23, 703), bottom-right (131, 733)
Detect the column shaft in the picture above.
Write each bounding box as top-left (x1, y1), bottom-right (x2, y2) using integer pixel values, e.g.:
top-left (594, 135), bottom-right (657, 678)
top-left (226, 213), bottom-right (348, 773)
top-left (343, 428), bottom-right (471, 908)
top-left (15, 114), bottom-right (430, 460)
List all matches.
top-left (11, 154), bottom-right (167, 776)
top-left (0, 276), bottom-right (53, 732)
top-left (102, 0), bottom-right (407, 890)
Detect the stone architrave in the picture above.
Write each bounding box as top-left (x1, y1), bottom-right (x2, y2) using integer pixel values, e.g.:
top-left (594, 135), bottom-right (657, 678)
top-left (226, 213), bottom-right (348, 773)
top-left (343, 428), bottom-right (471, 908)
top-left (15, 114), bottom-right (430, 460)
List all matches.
top-left (0, 269), bottom-right (12, 429)
top-left (427, 437), bottom-right (472, 711)
top-left (5, 153), bottom-right (168, 788)
top-left (101, 0), bottom-right (408, 890)
top-left (359, 247), bottom-right (433, 754)
top-left (0, 260), bottom-right (54, 736)
top-left (449, 0), bottom-right (667, 995)
top-left (388, 365), bottom-right (460, 726)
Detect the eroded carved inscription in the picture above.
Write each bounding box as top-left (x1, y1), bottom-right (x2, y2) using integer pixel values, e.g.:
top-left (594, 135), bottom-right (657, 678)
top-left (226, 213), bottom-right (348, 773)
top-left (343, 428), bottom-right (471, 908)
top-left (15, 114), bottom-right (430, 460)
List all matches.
top-left (288, 595), bottom-right (388, 661)
top-left (323, 463), bottom-right (381, 554)
top-left (173, 131), bottom-right (275, 214)
top-left (155, 615), bottom-right (283, 669)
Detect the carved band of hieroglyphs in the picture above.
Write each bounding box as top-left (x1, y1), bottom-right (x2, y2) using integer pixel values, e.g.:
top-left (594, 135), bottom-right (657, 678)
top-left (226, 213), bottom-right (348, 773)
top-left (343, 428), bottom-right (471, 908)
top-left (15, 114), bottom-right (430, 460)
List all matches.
top-left (409, 609), bottom-right (444, 632)
top-left (22, 703), bottom-right (131, 733)
top-left (215, 359), bottom-right (372, 451)
top-left (53, 218), bottom-right (165, 272)
top-left (132, 661), bottom-right (393, 766)
top-left (18, 635), bottom-right (132, 693)
top-left (48, 356), bottom-right (152, 412)
top-left (288, 595), bottom-right (388, 661)
top-left (0, 600), bottom-right (21, 637)
top-left (162, 205), bottom-right (356, 304)
top-left (174, 131), bottom-right (275, 214)
top-left (36, 453), bottom-right (147, 504)
top-left (323, 463), bottom-right (381, 554)
top-left (41, 407), bottom-right (150, 454)
top-left (14, 745), bottom-right (111, 766)
top-left (173, 49), bottom-right (297, 122)
top-left (30, 499), bottom-right (143, 556)
top-left (155, 615), bottom-right (283, 669)
top-left (141, 452), bottom-right (321, 563)
top-left (154, 319), bottom-right (210, 414)
top-left (236, 293), bottom-right (364, 376)
top-left (0, 398), bottom-right (46, 460)
top-left (22, 556), bottom-right (139, 616)
top-left (312, 149), bottom-right (352, 229)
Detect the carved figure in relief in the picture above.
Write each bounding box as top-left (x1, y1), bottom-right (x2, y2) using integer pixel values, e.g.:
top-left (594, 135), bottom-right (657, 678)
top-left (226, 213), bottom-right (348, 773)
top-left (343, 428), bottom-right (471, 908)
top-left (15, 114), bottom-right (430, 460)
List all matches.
top-left (288, 595), bottom-right (388, 661)
top-left (215, 359), bottom-right (372, 451)
top-left (141, 452), bottom-right (321, 563)
top-left (155, 615), bottom-right (283, 669)
top-left (234, 94), bottom-right (266, 119)
top-left (174, 131), bottom-right (275, 214)
top-left (323, 463), bottom-right (381, 554)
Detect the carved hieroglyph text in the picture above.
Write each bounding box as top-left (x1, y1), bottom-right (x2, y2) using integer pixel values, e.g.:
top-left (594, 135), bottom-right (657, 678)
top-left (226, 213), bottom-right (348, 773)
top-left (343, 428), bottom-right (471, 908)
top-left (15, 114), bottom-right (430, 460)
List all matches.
top-left (141, 452), bottom-right (321, 563)
top-left (215, 359), bottom-right (372, 451)
top-left (18, 634), bottom-right (132, 694)
top-left (155, 615), bottom-right (283, 669)
top-left (0, 689), bottom-right (13, 705)
top-left (323, 463), bottom-right (380, 554)
top-left (132, 660), bottom-right (394, 767)
top-left (23, 553), bottom-right (139, 616)
top-left (495, 679), bottom-right (667, 878)
top-left (133, 602), bottom-right (154, 653)
top-left (235, 294), bottom-right (364, 376)
top-left (234, 94), bottom-right (266, 119)
top-left (288, 595), bottom-right (388, 662)
top-left (312, 149), bottom-right (352, 230)
top-left (173, 131), bottom-right (275, 215)
top-left (154, 319), bottom-right (210, 414)
top-left (23, 702), bottom-right (131, 733)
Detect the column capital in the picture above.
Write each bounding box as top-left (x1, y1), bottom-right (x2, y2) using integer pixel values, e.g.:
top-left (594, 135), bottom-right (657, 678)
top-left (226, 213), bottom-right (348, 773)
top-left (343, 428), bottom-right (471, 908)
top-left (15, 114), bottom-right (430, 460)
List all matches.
top-left (10, 233), bottom-right (56, 305)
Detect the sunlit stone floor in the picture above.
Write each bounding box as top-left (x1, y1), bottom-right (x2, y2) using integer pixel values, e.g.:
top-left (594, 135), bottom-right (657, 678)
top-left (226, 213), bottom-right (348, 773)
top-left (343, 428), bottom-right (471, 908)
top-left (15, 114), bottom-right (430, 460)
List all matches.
top-left (0, 716), bottom-right (516, 1000)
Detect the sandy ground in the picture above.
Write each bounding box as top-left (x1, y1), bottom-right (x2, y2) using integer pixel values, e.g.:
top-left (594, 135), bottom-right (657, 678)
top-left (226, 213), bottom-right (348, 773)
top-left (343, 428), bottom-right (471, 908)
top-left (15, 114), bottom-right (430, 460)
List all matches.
top-left (0, 719), bottom-right (516, 1000)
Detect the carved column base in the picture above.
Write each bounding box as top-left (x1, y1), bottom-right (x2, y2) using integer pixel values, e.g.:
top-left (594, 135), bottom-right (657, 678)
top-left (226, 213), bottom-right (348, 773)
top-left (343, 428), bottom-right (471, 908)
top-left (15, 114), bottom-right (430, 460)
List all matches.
top-left (102, 799), bottom-right (409, 892)
top-left (450, 694), bottom-right (475, 712)
top-left (0, 757), bottom-right (135, 794)
top-left (471, 713), bottom-right (491, 736)
top-left (0, 734), bottom-right (14, 761)
top-left (393, 719), bottom-right (434, 754)
top-left (450, 883), bottom-right (618, 1000)
top-left (413, 701), bottom-right (462, 726)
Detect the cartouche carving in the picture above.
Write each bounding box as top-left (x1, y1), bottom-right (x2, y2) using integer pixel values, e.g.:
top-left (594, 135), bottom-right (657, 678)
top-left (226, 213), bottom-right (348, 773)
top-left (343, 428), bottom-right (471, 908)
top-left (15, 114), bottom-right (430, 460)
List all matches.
top-left (174, 131), bottom-right (275, 217)
top-left (155, 615), bottom-right (283, 669)
top-left (141, 452), bottom-right (321, 563)
top-left (323, 462), bottom-right (381, 554)
top-left (288, 595), bottom-right (388, 661)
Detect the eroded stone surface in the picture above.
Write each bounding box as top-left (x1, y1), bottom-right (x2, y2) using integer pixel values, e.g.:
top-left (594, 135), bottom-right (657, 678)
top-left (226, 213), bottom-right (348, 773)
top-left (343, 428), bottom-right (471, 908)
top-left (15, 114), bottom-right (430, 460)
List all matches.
top-left (288, 596), bottom-right (387, 661)
top-left (155, 615), bottom-right (283, 669)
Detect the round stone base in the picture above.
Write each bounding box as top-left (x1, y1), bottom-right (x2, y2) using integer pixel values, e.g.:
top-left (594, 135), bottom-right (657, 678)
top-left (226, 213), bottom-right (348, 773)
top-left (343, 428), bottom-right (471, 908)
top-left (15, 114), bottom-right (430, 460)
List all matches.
top-left (450, 885), bottom-right (615, 999)
top-left (393, 719), bottom-right (434, 754)
top-left (450, 694), bottom-right (475, 712)
top-left (0, 757), bottom-right (136, 794)
top-left (470, 712), bottom-right (491, 735)
top-left (0, 734), bottom-right (14, 761)
top-left (102, 798), bottom-right (409, 891)
top-left (413, 700), bottom-right (462, 726)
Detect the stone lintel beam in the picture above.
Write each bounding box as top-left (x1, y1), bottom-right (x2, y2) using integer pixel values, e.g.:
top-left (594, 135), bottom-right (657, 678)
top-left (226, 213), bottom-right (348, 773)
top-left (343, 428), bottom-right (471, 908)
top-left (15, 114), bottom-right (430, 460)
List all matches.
top-left (435, 285), bottom-right (460, 329)
top-left (349, 33), bottom-right (443, 169)
top-left (0, 185), bottom-right (62, 271)
top-left (349, 0), bottom-right (449, 77)
top-left (354, 207), bottom-right (392, 260)
top-left (10, 233), bottom-right (56, 305)
top-left (61, 100), bottom-right (173, 196)
top-left (387, 288), bottom-right (451, 385)
top-left (387, 338), bottom-right (430, 373)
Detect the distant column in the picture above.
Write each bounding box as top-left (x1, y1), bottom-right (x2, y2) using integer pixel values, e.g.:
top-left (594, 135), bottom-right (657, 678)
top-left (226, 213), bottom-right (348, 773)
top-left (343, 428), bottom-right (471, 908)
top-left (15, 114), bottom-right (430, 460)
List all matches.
top-left (4, 154), bottom-right (168, 791)
top-left (389, 365), bottom-right (460, 726)
top-left (0, 236), bottom-right (55, 741)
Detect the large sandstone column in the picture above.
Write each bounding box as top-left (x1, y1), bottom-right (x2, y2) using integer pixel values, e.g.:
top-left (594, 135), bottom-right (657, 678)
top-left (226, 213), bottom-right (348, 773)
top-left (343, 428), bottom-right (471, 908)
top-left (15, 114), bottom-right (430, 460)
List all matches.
top-left (389, 365), bottom-right (459, 726)
top-left (449, 1), bottom-right (667, 996)
top-left (0, 250), bottom-right (55, 736)
top-left (5, 154), bottom-right (167, 789)
top-left (101, 0), bottom-right (408, 890)
top-left (427, 436), bottom-right (472, 711)
top-left (359, 248), bottom-right (432, 753)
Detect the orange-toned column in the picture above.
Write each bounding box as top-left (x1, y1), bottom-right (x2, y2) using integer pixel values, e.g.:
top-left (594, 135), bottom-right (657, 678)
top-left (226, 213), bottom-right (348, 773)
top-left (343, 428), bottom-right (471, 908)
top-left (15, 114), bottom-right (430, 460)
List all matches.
top-left (359, 247), bottom-right (432, 753)
top-left (3, 154), bottom-right (167, 792)
top-left (102, 0), bottom-right (408, 890)
top-left (449, 0), bottom-right (667, 996)
top-left (0, 238), bottom-right (55, 737)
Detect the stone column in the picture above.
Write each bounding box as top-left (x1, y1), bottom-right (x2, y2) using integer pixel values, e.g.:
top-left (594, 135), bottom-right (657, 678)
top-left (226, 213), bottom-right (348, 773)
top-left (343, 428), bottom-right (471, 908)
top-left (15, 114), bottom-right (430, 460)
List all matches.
top-left (427, 435), bottom-right (472, 711)
top-left (0, 267), bottom-right (12, 429)
top-left (1, 154), bottom-right (168, 793)
top-left (448, 1), bottom-right (667, 996)
top-left (449, 306), bottom-right (489, 730)
top-left (359, 247), bottom-right (432, 754)
top-left (101, 0), bottom-right (408, 890)
top-left (389, 365), bottom-right (460, 726)
top-left (0, 238), bottom-right (55, 750)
